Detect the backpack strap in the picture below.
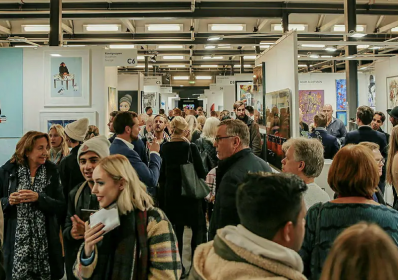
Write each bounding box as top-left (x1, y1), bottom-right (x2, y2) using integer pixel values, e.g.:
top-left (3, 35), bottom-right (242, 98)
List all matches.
top-left (74, 181), bottom-right (87, 209)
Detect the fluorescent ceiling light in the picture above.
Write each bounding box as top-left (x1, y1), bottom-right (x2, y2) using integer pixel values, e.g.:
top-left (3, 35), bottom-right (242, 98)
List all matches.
top-left (146, 24), bottom-right (182, 32)
top-left (168, 65), bottom-right (186, 67)
top-left (260, 45), bottom-right (271, 49)
top-left (333, 25), bottom-right (366, 32)
top-left (218, 44), bottom-right (231, 49)
top-left (234, 65), bottom-right (253, 68)
top-left (209, 24), bottom-right (245, 32)
top-left (360, 66), bottom-right (367, 70)
top-left (173, 76), bottom-right (189, 80)
top-left (321, 55), bottom-right (333, 58)
top-left (309, 54), bottom-right (320, 58)
top-left (51, 54), bottom-right (62, 57)
top-left (203, 56), bottom-right (223, 59)
top-left (109, 44), bottom-right (135, 49)
top-left (158, 45), bottom-right (184, 49)
top-left (208, 36), bottom-right (223, 41)
top-left (350, 33), bottom-right (366, 38)
top-left (392, 27), bottom-right (398, 32)
top-left (14, 45), bottom-right (38, 48)
top-left (301, 44), bottom-right (326, 48)
top-left (346, 56), bottom-right (354, 59)
top-left (243, 56), bottom-right (257, 60)
top-left (325, 46), bottom-right (337, 51)
top-left (137, 56), bottom-right (145, 60)
top-left (84, 24), bottom-right (120, 32)
top-left (196, 76), bottom-right (212, 80)
top-left (260, 42), bottom-right (274, 45)
top-left (272, 24), bottom-right (307, 32)
top-left (22, 25), bottom-right (50, 32)
top-left (205, 45), bottom-right (216, 49)
top-left (298, 64), bottom-right (308, 67)
top-left (357, 45), bottom-right (370, 49)
top-left (163, 56), bottom-right (184, 60)
top-left (135, 65), bottom-right (153, 68)
top-left (201, 65), bottom-right (219, 68)
top-left (370, 46), bottom-right (382, 50)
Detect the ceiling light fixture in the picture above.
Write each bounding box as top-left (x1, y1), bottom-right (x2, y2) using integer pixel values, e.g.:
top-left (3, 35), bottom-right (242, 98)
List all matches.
top-left (272, 24), bottom-right (307, 32)
top-left (203, 56), bottom-right (223, 60)
top-left (208, 36), bottom-right (223, 41)
top-left (309, 54), bottom-right (320, 58)
top-left (146, 24), bottom-right (182, 32)
top-left (168, 65), bottom-right (186, 68)
top-left (196, 76), bottom-right (213, 80)
top-left (158, 45), bottom-right (184, 49)
top-left (209, 24), bottom-right (245, 32)
top-left (298, 64), bottom-right (308, 67)
top-left (14, 45), bottom-right (38, 48)
top-left (301, 44), bottom-right (326, 48)
top-left (109, 44), bottom-right (135, 49)
top-left (357, 45), bottom-right (370, 49)
top-left (163, 56), bottom-right (184, 60)
top-left (50, 54), bottom-right (62, 57)
top-left (370, 46), bottom-right (382, 50)
top-left (350, 32), bottom-right (366, 38)
top-left (234, 65), bottom-right (253, 68)
top-left (321, 55), bottom-right (333, 58)
top-left (218, 44), bottom-right (231, 49)
top-left (137, 56), bottom-right (145, 60)
top-left (201, 65), bottom-right (219, 68)
top-left (84, 24), bottom-right (121, 32)
top-left (325, 46), bottom-right (337, 52)
top-left (205, 45), bottom-right (216, 49)
top-left (243, 56), bottom-right (257, 60)
top-left (22, 25), bottom-right (50, 32)
top-left (173, 76), bottom-right (190, 80)
top-left (333, 25), bottom-right (366, 32)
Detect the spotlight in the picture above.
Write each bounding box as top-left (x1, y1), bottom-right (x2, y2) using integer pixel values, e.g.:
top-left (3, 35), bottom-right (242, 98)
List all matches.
top-left (150, 55), bottom-right (157, 63)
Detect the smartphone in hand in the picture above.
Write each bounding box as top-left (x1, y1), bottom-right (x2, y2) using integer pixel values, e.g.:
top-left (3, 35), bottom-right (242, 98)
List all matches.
top-left (80, 209), bottom-right (97, 222)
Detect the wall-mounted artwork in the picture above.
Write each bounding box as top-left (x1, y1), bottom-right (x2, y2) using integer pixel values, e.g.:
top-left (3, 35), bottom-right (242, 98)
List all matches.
top-left (236, 82), bottom-right (253, 105)
top-left (387, 76), bottom-right (398, 109)
top-left (44, 50), bottom-right (90, 107)
top-left (299, 90), bottom-right (324, 125)
top-left (39, 111), bottom-right (96, 133)
top-left (108, 87), bottom-right (117, 115)
top-left (336, 79), bottom-right (347, 110)
top-left (118, 91), bottom-right (138, 112)
top-left (142, 92), bottom-right (159, 114)
top-left (336, 111), bottom-right (347, 126)
top-left (368, 75), bottom-right (376, 109)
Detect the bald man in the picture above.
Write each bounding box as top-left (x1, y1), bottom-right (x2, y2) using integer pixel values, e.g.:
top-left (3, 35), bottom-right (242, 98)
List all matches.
top-left (322, 104), bottom-right (347, 144)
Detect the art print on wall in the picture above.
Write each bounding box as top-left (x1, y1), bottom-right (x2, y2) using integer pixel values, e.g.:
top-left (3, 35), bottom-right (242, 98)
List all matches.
top-left (108, 87), bottom-right (117, 114)
top-left (368, 75), bottom-right (376, 109)
top-left (298, 90), bottom-right (324, 125)
top-left (39, 111), bottom-right (96, 133)
top-left (336, 111), bottom-right (347, 126)
top-left (44, 50), bottom-right (90, 107)
top-left (387, 76), bottom-right (398, 109)
top-left (236, 82), bottom-right (253, 105)
top-left (335, 79), bottom-right (347, 111)
top-left (142, 92), bottom-right (158, 114)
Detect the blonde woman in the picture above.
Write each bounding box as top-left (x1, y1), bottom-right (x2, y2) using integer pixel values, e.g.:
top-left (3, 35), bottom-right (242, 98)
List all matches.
top-left (73, 154), bottom-right (181, 280)
top-left (185, 115), bottom-right (197, 141)
top-left (48, 124), bottom-right (70, 165)
top-left (387, 126), bottom-right (398, 201)
top-left (159, 116), bottom-right (206, 276)
top-left (192, 115), bottom-right (206, 143)
top-left (195, 117), bottom-right (220, 172)
top-left (320, 223), bottom-right (398, 280)
top-left (84, 125), bottom-right (100, 141)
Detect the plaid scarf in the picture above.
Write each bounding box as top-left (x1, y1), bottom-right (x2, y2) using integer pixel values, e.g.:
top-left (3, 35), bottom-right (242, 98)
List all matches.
top-left (13, 165), bottom-right (50, 280)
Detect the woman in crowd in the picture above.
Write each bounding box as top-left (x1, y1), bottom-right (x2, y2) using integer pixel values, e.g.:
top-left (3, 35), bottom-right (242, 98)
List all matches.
top-left (0, 131), bottom-right (65, 280)
top-left (386, 126), bottom-right (398, 208)
top-left (73, 154), bottom-right (181, 280)
top-left (48, 124), bottom-right (69, 165)
top-left (84, 125), bottom-right (100, 141)
top-left (195, 117), bottom-right (220, 172)
top-left (159, 117), bottom-right (206, 276)
top-left (320, 223), bottom-right (398, 280)
top-left (140, 116), bottom-right (154, 139)
top-left (191, 116), bottom-right (206, 143)
top-left (185, 115), bottom-right (198, 141)
top-left (219, 110), bottom-right (231, 121)
top-left (299, 145), bottom-right (398, 280)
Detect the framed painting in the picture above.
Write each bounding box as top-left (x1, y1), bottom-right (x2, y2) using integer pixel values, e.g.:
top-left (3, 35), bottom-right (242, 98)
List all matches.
top-left (235, 81), bottom-right (253, 105)
top-left (335, 79), bottom-right (347, 111)
top-left (141, 92), bottom-right (159, 114)
top-left (108, 87), bottom-right (117, 114)
top-left (387, 76), bottom-right (398, 109)
top-left (336, 111), bottom-right (347, 126)
top-left (44, 50), bottom-right (90, 107)
top-left (299, 90), bottom-right (324, 125)
top-left (368, 74), bottom-right (376, 108)
top-left (39, 111), bottom-right (97, 132)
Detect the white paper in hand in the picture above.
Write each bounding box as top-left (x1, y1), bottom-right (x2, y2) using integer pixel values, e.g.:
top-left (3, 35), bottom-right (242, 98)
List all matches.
top-left (89, 206), bottom-right (120, 234)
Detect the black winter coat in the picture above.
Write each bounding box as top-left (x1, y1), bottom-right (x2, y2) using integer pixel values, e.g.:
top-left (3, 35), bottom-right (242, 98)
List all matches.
top-left (208, 149), bottom-right (271, 240)
top-left (195, 137), bottom-right (218, 172)
top-left (63, 182), bottom-right (99, 280)
top-left (159, 141), bottom-right (206, 226)
top-left (0, 160), bottom-right (66, 280)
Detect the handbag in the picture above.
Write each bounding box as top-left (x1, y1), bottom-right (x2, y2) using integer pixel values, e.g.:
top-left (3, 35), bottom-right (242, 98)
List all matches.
top-left (180, 144), bottom-right (210, 199)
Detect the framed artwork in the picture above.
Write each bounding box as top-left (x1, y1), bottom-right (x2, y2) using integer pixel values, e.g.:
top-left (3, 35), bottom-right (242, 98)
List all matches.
top-left (299, 90), bottom-right (324, 125)
top-left (44, 50), bottom-right (90, 107)
top-left (336, 111), bottom-right (347, 126)
top-left (368, 74), bottom-right (376, 108)
top-left (141, 92), bottom-right (159, 114)
top-left (108, 87), bottom-right (117, 114)
top-left (118, 90), bottom-right (138, 112)
top-left (335, 79), bottom-right (347, 111)
top-left (387, 76), bottom-right (398, 109)
top-left (39, 111), bottom-right (96, 132)
top-left (235, 81), bottom-right (253, 105)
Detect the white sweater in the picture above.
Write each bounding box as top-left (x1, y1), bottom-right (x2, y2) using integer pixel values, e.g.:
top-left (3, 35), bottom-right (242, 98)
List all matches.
top-left (304, 182), bottom-right (330, 209)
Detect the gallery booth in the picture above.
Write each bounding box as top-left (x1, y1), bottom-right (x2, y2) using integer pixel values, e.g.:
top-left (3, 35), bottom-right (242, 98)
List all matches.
top-left (0, 31), bottom-right (396, 203)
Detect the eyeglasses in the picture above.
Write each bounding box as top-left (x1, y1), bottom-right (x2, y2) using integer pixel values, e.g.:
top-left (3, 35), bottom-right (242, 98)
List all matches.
top-left (215, 136), bottom-right (235, 142)
top-left (376, 158), bottom-right (386, 165)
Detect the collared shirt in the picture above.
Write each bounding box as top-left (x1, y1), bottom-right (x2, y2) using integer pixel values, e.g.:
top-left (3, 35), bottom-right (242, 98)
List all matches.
top-left (116, 137), bottom-right (135, 150)
top-left (326, 117), bottom-right (347, 143)
top-left (315, 127), bottom-right (327, 131)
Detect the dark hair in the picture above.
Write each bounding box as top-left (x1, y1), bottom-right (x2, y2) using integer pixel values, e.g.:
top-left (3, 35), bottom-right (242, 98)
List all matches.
top-left (145, 107), bottom-right (152, 113)
top-left (356, 106), bottom-right (374, 125)
top-left (113, 111), bottom-right (137, 135)
top-left (246, 106), bottom-right (254, 114)
top-left (110, 111), bottom-right (119, 118)
top-left (374, 111), bottom-right (386, 123)
top-left (159, 109), bottom-right (165, 115)
top-left (237, 172), bottom-right (307, 240)
top-left (233, 101), bottom-right (245, 110)
top-left (64, 132), bottom-right (80, 144)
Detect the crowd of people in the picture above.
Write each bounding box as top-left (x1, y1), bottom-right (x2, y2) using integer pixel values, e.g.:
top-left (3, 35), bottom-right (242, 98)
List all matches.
top-left (1, 101), bottom-right (398, 280)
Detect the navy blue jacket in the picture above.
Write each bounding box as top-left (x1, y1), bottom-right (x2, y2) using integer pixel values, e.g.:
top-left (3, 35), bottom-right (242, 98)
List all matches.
top-left (110, 138), bottom-right (161, 195)
top-left (344, 126), bottom-right (387, 157)
top-left (109, 134), bottom-right (148, 165)
top-left (310, 129), bottom-right (340, 159)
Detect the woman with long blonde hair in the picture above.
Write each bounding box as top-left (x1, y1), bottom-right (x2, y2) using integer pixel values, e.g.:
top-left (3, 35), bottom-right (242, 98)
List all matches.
top-left (48, 124), bottom-right (69, 165)
top-left (320, 223), bottom-right (398, 280)
top-left (185, 115), bottom-right (197, 141)
top-left (73, 154), bottom-right (181, 280)
top-left (192, 115), bottom-right (206, 143)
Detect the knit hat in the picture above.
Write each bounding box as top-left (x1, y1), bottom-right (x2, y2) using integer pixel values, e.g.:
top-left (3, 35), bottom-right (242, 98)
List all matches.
top-left (387, 106), bottom-right (398, 120)
top-left (77, 135), bottom-right (110, 163)
top-left (65, 118), bottom-right (89, 142)
top-left (120, 94), bottom-right (132, 106)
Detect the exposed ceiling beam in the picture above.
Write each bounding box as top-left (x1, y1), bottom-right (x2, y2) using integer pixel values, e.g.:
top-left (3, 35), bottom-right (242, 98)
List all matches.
top-left (5, 20), bottom-right (11, 28)
top-left (319, 16), bottom-right (343, 32)
top-left (316, 15), bottom-right (325, 30)
top-left (375, 15), bottom-right (385, 29)
top-left (257, 19), bottom-right (269, 32)
top-left (0, 24), bottom-right (10, 34)
top-left (120, 19), bottom-right (135, 33)
top-left (378, 20), bottom-right (398, 33)
top-left (62, 23), bottom-right (73, 35)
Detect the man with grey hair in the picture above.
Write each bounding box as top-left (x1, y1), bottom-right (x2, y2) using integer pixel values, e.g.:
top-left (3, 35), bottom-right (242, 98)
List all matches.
top-left (209, 119), bottom-right (271, 240)
top-left (323, 104), bottom-right (347, 144)
top-left (281, 138), bottom-right (330, 209)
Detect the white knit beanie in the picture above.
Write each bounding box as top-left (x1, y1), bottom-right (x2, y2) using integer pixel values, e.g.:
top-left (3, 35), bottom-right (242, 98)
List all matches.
top-left (77, 135), bottom-right (110, 163)
top-left (65, 118), bottom-right (89, 142)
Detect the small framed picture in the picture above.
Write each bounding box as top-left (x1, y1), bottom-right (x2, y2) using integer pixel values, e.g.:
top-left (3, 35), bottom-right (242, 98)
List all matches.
top-left (336, 111), bottom-right (347, 126)
top-left (39, 111), bottom-right (97, 132)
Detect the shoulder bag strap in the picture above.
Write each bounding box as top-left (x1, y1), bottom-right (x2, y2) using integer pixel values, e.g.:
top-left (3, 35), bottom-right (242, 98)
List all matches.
top-left (74, 181), bottom-right (87, 209)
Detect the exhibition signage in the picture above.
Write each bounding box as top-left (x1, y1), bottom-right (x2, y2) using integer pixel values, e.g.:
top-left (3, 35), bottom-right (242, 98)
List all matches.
top-left (104, 49), bottom-right (137, 66)
top-left (159, 87), bottom-right (172, 94)
top-left (210, 84), bottom-right (224, 91)
top-left (216, 76), bottom-right (235, 85)
top-left (144, 76), bottom-right (162, 86)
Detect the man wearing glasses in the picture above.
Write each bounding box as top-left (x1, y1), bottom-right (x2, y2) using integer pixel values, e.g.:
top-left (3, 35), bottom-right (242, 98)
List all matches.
top-left (208, 119), bottom-right (271, 240)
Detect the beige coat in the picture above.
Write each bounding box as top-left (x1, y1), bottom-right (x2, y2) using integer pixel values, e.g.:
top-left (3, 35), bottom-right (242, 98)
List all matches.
top-left (189, 234), bottom-right (307, 280)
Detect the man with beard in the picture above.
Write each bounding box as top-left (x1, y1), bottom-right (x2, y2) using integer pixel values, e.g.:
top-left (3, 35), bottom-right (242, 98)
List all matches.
top-left (323, 104), bottom-right (347, 144)
top-left (110, 111), bottom-right (161, 195)
top-left (142, 115), bottom-right (170, 156)
top-left (233, 101), bottom-right (262, 157)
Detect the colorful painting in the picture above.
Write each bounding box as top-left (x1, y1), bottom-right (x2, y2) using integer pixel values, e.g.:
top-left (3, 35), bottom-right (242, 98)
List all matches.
top-left (336, 79), bottom-right (347, 110)
top-left (336, 111), bottom-right (347, 126)
top-left (236, 82), bottom-right (253, 105)
top-left (368, 75), bottom-right (376, 108)
top-left (387, 76), bottom-right (398, 109)
top-left (299, 90), bottom-right (324, 124)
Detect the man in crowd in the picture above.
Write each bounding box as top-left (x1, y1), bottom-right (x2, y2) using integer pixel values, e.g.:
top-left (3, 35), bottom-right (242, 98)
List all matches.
top-left (388, 106), bottom-right (398, 128)
top-left (63, 135), bottom-right (110, 280)
top-left (145, 106), bottom-right (153, 118)
top-left (110, 111), bottom-right (161, 196)
top-left (310, 113), bottom-right (340, 159)
top-left (190, 173), bottom-right (308, 279)
top-left (209, 119), bottom-right (271, 240)
top-left (59, 118), bottom-right (89, 203)
top-left (322, 104), bottom-right (347, 144)
top-left (107, 111), bottom-right (118, 143)
top-left (245, 105), bottom-right (255, 120)
top-left (233, 101), bottom-right (262, 157)
top-left (371, 111), bottom-right (390, 145)
top-left (345, 106), bottom-right (387, 157)
top-left (168, 110), bottom-right (174, 121)
top-left (173, 108), bottom-right (182, 117)
top-left (196, 106), bottom-right (204, 117)
top-left (142, 114), bottom-right (170, 155)
top-left (281, 138), bottom-right (330, 209)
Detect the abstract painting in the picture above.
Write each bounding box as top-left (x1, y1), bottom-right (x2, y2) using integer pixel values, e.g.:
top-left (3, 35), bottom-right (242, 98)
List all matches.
top-left (387, 76), bottom-right (398, 109)
top-left (299, 90), bottom-right (324, 124)
top-left (336, 79), bottom-right (347, 110)
top-left (236, 82), bottom-right (253, 105)
top-left (336, 111), bottom-right (347, 126)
